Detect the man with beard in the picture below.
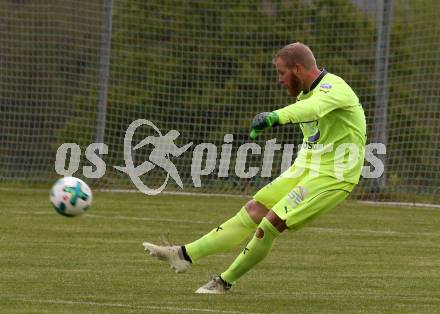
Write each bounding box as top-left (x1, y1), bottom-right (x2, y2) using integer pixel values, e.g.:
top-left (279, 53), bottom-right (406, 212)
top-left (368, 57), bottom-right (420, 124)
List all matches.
top-left (143, 42), bottom-right (367, 293)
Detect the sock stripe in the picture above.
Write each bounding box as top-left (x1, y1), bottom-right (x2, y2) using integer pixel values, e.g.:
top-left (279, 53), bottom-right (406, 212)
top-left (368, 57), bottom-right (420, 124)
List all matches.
top-left (181, 246), bottom-right (193, 263)
top-left (238, 207), bottom-right (258, 228)
top-left (260, 217), bottom-right (281, 237)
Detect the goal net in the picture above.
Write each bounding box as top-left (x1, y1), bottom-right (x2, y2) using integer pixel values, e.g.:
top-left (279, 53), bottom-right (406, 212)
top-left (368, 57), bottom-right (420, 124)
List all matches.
top-left (1, 0), bottom-right (439, 203)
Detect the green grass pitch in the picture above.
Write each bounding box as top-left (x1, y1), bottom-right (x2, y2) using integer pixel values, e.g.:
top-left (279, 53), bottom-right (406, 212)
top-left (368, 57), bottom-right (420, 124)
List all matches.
top-left (1, 189), bottom-right (439, 313)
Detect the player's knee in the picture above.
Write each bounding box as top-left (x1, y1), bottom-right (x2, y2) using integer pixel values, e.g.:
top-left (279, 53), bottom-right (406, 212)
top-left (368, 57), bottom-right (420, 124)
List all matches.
top-left (255, 227), bottom-right (264, 239)
top-left (245, 200), bottom-right (269, 224)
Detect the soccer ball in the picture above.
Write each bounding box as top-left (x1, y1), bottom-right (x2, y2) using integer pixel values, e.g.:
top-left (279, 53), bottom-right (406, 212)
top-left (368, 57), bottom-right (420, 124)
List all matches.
top-left (50, 177), bottom-right (92, 217)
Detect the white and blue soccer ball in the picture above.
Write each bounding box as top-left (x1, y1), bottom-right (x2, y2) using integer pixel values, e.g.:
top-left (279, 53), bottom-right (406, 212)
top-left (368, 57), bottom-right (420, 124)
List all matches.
top-left (50, 177), bottom-right (92, 217)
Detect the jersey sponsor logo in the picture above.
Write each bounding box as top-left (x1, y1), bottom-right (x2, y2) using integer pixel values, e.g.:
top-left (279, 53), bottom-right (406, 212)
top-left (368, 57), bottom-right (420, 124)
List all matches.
top-left (301, 142), bottom-right (324, 150)
top-left (319, 83), bottom-right (332, 93)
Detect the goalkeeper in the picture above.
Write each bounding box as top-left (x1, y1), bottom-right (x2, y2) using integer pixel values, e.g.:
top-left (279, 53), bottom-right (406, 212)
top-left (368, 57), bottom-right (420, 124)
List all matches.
top-left (143, 42), bottom-right (366, 293)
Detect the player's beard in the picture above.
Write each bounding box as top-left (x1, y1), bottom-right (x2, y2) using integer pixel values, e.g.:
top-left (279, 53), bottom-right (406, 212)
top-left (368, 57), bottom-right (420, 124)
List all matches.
top-left (287, 72), bottom-right (303, 97)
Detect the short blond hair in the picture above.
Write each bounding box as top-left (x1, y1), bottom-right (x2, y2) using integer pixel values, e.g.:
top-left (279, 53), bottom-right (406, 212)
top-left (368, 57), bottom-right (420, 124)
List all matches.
top-left (273, 42), bottom-right (317, 70)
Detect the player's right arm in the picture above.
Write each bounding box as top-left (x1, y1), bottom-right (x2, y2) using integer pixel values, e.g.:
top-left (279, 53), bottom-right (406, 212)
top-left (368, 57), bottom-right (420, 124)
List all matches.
top-left (249, 96), bottom-right (332, 140)
top-left (249, 81), bottom-right (356, 139)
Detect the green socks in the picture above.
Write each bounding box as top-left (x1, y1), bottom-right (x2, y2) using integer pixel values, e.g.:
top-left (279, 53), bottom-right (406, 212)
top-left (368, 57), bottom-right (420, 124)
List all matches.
top-left (185, 207), bottom-right (257, 262)
top-left (221, 217), bottom-right (281, 284)
top-left (185, 208), bottom-right (282, 285)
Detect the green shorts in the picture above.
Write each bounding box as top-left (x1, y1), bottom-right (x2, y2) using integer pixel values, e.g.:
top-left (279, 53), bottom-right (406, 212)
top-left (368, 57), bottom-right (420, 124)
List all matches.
top-left (253, 165), bottom-right (355, 230)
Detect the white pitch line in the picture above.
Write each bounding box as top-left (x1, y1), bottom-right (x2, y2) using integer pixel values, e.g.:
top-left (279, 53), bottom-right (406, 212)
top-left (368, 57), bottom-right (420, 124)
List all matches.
top-left (97, 189), bottom-right (440, 209)
top-left (7, 210), bottom-right (216, 225)
top-left (2, 187), bottom-right (440, 209)
top-left (99, 188), bottom-right (249, 199)
top-left (256, 291), bottom-right (440, 302)
top-left (358, 200), bottom-right (440, 210)
top-left (14, 298), bottom-right (261, 314)
top-left (86, 213), bottom-right (216, 225)
top-left (7, 211), bottom-right (440, 237)
top-left (84, 212), bottom-right (440, 237)
top-left (305, 226), bottom-right (440, 237)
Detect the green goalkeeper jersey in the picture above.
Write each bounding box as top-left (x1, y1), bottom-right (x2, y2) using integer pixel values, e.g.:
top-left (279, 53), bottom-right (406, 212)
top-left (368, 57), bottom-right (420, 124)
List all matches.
top-left (274, 70), bottom-right (366, 184)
